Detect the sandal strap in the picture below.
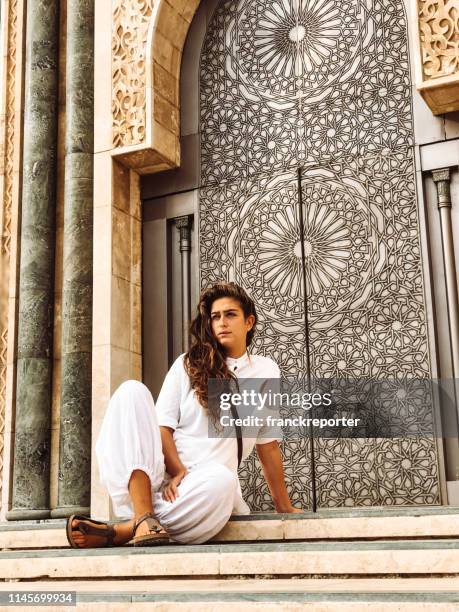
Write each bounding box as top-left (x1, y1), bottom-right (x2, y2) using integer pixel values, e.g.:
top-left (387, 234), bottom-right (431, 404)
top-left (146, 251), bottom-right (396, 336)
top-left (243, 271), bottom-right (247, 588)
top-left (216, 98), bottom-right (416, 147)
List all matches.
top-left (75, 517), bottom-right (115, 546)
top-left (134, 512), bottom-right (164, 534)
top-left (76, 520), bottom-right (115, 546)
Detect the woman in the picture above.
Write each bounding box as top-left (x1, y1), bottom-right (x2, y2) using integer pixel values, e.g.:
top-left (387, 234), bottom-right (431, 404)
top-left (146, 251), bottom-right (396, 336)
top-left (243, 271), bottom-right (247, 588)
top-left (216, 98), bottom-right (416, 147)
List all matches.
top-left (67, 282), bottom-right (301, 548)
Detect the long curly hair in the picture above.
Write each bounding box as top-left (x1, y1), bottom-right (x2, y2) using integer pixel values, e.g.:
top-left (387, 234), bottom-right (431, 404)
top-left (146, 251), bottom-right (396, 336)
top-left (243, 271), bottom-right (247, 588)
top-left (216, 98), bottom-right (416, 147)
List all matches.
top-left (184, 282), bottom-right (257, 420)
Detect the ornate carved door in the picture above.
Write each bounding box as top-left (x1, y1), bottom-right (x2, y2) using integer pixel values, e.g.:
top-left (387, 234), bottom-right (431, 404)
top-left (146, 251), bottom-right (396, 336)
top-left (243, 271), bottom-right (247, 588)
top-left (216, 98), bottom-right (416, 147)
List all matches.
top-left (199, 0), bottom-right (441, 509)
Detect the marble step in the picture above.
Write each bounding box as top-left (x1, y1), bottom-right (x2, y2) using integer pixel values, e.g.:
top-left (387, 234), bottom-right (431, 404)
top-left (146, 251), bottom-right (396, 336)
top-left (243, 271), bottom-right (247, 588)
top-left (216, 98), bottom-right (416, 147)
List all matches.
top-left (1, 578), bottom-right (459, 611)
top-left (2, 506), bottom-right (459, 550)
top-left (1, 540), bottom-right (459, 580)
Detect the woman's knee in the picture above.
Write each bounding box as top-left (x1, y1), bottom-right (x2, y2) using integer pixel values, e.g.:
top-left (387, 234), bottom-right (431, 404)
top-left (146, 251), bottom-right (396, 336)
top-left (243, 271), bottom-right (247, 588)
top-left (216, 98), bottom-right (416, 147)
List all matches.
top-left (115, 379), bottom-right (148, 395)
top-left (111, 379), bottom-right (155, 410)
top-left (205, 463), bottom-right (238, 496)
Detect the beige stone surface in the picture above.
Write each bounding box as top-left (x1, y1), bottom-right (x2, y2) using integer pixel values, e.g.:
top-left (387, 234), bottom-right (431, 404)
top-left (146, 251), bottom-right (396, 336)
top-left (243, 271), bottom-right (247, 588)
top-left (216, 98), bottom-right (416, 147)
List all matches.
top-left (0, 550), bottom-right (220, 579)
top-left (129, 171), bottom-right (141, 221)
top-left (219, 548), bottom-right (459, 576)
top-left (93, 207), bottom-right (111, 277)
top-left (91, 345), bottom-right (111, 409)
top-left (131, 284), bottom-right (142, 356)
top-left (93, 153), bottom-right (113, 208)
top-left (0, 577), bottom-right (458, 593)
top-left (153, 91), bottom-right (179, 135)
top-left (419, 78), bottom-right (459, 116)
top-left (112, 160), bottom-right (131, 215)
top-left (94, 0), bottom-right (113, 153)
top-left (181, 0), bottom-right (201, 23)
top-left (49, 422), bottom-right (61, 510)
top-left (1, 545), bottom-right (459, 580)
top-left (283, 514), bottom-right (459, 540)
top-left (92, 276), bottom-right (111, 349)
top-left (215, 519), bottom-right (283, 542)
top-left (130, 351), bottom-right (143, 381)
top-left (113, 145), bottom-right (175, 174)
top-left (90, 409), bottom-right (111, 521)
top-left (5, 297), bottom-right (17, 365)
top-left (0, 528), bottom-right (68, 549)
top-left (150, 29), bottom-right (182, 79)
top-left (112, 276), bottom-right (132, 352)
top-left (43, 604), bottom-right (459, 612)
top-left (92, 144), bottom-right (115, 528)
top-left (3, 512), bottom-right (459, 550)
top-left (131, 216), bottom-right (142, 286)
top-left (112, 207), bottom-right (133, 283)
top-left (51, 359), bottom-right (62, 426)
top-left (111, 346), bottom-right (134, 391)
top-left (155, 2), bottom-right (189, 50)
top-left (153, 62), bottom-right (179, 107)
top-left (151, 119), bottom-right (180, 165)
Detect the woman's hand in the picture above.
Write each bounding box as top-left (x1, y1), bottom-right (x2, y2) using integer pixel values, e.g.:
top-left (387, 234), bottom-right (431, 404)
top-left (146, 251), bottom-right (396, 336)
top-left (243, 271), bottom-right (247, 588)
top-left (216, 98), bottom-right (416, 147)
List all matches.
top-left (162, 469), bottom-right (188, 502)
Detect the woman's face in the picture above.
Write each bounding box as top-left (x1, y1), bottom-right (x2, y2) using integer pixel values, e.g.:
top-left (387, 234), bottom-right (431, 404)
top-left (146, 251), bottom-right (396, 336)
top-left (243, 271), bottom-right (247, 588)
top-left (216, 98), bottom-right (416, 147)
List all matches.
top-left (210, 297), bottom-right (254, 357)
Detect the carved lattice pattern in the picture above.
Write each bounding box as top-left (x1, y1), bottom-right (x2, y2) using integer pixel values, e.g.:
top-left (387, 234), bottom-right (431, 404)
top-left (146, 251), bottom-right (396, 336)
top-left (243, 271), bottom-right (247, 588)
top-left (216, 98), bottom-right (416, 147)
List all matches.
top-left (112, 0), bottom-right (153, 147)
top-left (418, 0), bottom-right (459, 80)
top-left (199, 0), bottom-right (440, 509)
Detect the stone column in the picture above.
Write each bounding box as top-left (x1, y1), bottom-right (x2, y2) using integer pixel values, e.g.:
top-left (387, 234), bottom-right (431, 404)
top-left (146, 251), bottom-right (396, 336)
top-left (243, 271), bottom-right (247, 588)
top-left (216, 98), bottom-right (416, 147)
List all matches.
top-left (6, 0), bottom-right (59, 520)
top-left (432, 169), bottom-right (459, 381)
top-left (432, 168), bottom-right (459, 494)
top-left (175, 216), bottom-right (192, 352)
top-left (51, 0), bottom-right (94, 518)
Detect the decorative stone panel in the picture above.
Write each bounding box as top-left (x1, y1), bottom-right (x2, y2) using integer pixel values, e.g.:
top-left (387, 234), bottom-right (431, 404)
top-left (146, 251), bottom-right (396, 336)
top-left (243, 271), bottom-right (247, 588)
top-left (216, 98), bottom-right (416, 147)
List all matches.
top-left (112, 0), bottom-right (153, 148)
top-left (416, 0), bottom-right (459, 114)
top-left (200, 0), bottom-right (441, 509)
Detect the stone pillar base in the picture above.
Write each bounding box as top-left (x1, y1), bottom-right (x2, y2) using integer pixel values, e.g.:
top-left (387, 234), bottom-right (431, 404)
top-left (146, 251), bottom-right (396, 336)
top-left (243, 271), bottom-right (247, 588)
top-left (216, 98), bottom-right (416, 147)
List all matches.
top-left (5, 509), bottom-right (51, 521)
top-left (50, 506), bottom-right (90, 519)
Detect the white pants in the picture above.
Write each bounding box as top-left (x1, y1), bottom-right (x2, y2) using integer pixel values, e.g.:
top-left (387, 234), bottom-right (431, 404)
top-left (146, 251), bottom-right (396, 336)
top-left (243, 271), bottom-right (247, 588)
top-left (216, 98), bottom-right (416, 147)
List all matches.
top-left (95, 380), bottom-right (238, 544)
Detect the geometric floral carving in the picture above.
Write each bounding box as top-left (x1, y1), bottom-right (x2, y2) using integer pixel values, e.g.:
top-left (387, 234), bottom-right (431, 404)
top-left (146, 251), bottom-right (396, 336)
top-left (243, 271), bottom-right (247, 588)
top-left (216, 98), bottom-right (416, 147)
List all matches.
top-left (238, 0), bottom-right (365, 102)
top-left (418, 0), bottom-right (459, 80)
top-left (200, 0), bottom-right (440, 509)
top-left (112, 0), bottom-right (153, 147)
top-left (201, 0), bottom-right (414, 185)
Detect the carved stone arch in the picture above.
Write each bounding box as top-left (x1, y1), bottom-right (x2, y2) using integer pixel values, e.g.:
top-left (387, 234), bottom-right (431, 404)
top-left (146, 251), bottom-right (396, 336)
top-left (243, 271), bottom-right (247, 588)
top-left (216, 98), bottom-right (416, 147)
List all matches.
top-left (92, 0), bottom-right (449, 517)
top-left (111, 0), bottom-right (201, 174)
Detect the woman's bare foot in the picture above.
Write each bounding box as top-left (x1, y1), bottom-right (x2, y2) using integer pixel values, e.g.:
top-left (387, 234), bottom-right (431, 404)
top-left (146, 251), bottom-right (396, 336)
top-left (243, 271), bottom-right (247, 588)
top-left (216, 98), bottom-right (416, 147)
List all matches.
top-left (70, 517), bottom-right (135, 548)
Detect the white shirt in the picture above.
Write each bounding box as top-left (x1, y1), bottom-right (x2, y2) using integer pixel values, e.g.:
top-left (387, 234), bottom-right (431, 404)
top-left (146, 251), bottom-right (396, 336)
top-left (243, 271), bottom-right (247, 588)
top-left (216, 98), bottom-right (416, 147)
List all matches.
top-left (155, 350), bottom-right (282, 513)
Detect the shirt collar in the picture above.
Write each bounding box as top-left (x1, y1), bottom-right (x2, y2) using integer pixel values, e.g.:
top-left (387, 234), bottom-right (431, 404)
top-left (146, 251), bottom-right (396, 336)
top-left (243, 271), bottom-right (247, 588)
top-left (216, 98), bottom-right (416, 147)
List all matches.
top-left (225, 350), bottom-right (250, 369)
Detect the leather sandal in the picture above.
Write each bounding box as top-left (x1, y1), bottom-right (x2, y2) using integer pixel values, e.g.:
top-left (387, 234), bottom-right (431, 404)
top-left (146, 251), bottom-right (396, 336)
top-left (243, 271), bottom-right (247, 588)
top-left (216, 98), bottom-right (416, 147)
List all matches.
top-left (128, 511), bottom-right (169, 547)
top-left (66, 514), bottom-right (116, 549)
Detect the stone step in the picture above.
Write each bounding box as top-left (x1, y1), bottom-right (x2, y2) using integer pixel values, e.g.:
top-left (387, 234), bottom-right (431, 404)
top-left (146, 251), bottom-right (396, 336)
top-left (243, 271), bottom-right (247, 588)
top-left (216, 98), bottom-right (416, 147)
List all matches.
top-left (2, 506), bottom-right (459, 549)
top-left (2, 540), bottom-right (459, 580)
top-left (2, 506), bottom-right (459, 550)
top-left (1, 578), bottom-right (459, 611)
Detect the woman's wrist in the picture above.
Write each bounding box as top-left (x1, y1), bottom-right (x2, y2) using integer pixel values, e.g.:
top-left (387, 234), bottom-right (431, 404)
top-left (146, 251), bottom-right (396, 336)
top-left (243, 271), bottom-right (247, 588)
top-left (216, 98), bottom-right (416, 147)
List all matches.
top-left (169, 465), bottom-right (187, 479)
